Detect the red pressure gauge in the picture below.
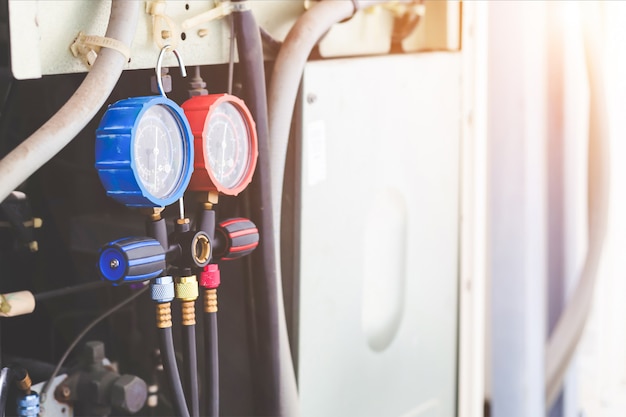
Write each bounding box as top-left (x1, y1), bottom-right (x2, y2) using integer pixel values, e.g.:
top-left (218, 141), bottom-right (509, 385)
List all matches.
top-left (182, 94), bottom-right (258, 196)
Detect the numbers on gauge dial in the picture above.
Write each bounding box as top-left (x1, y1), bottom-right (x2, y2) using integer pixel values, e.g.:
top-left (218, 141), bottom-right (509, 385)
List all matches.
top-left (133, 104), bottom-right (185, 199)
top-left (204, 102), bottom-right (250, 190)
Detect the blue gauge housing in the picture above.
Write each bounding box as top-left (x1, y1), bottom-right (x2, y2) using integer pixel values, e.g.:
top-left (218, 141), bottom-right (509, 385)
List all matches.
top-left (95, 96), bottom-right (194, 207)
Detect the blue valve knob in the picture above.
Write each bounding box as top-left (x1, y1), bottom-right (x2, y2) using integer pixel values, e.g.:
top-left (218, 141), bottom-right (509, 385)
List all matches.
top-left (98, 237), bottom-right (166, 284)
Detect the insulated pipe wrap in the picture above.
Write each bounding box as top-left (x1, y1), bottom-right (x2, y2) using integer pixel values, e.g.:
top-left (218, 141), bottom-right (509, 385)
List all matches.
top-left (0, 0), bottom-right (140, 203)
top-left (544, 2), bottom-right (610, 408)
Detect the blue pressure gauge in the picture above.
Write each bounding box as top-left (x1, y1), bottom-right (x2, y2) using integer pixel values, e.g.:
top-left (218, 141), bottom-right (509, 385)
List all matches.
top-left (95, 96), bottom-right (194, 207)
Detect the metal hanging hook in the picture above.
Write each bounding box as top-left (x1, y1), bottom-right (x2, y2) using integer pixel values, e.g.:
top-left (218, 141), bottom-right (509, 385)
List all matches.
top-left (155, 45), bottom-right (187, 98)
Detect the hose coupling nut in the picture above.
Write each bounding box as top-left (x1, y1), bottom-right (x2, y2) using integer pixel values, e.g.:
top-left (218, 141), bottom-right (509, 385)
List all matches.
top-left (16, 391), bottom-right (40, 417)
top-left (151, 276), bottom-right (175, 303)
top-left (174, 275), bottom-right (199, 302)
top-left (199, 264), bottom-right (220, 289)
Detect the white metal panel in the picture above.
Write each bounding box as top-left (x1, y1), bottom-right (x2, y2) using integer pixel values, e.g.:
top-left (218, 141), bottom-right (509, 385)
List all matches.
top-left (488, 2), bottom-right (548, 416)
top-left (298, 53), bottom-right (461, 417)
top-left (458, 2), bottom-right (488, 416)
top-left (7, 0), bottom-right (405, 79)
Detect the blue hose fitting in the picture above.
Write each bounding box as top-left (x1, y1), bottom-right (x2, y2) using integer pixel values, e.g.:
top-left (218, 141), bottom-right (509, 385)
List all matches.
top-left (151, 276), bottom-right (175, 303)
top-left (16, 391), bottom-right (40, 417)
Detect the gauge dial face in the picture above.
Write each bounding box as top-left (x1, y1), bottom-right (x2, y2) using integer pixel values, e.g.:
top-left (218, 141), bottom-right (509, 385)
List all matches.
top-left (204, 102), bottom-right (251, 190)
top-left (133, 104), bottom-right (186, 199)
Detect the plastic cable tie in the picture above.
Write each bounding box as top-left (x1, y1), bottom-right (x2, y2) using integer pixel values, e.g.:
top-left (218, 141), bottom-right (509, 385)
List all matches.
top-left (70, 32), bottom-right (131, 67)
top-left (147, 0), bottom-right (180, 49)
top-left (181, 1), bottom-right (234, 31)
top-left (230, 1), bottom-right (251, 12)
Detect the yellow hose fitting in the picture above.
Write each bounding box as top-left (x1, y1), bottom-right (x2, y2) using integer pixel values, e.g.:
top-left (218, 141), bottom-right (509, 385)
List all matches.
top-left (204, 289), bottom-right (218, 314)
top-left (175, 275), bottom-right (199, 302)
top-left (156, 302), bottom-right (172, 328)
top-left (181, 300), bottom-right (196, 326)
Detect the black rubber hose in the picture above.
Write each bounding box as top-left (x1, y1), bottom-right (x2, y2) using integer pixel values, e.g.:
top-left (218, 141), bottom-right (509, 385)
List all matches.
top-left (232, 5), bottom-right (284, 415)
top-left (158, 326), bottom-right (190, 417)
top-left (34, 281), bottom-right (108, 302)
top-left (182, 324), bottom-right (199, 417)
top-left (203, 310), bottom-right (219, 417)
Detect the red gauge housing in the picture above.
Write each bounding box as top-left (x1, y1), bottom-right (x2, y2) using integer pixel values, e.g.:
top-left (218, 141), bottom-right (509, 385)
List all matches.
top-left (182, 94), bottom-right (258, 196)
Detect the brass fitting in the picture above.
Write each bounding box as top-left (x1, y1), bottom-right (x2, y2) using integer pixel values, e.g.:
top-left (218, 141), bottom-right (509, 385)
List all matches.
top-left (175, 275), bottom-right (199, 302)
top-left (176, 218), bottom-right (190, 226)
top-left (140, 207), bottom-right (164, 221)
top-left (181, 300), bottom-right (196, 326)
top-left (16, 373), bottom-right (32, 393)
top-left (193, 234), bottom-right (211, 265)
top-left (195, 191), bottom-right (219, 208)
top-left (156, 302), bottom-right (172, 328)
top-left (204, 289), bottom-right (218, 314)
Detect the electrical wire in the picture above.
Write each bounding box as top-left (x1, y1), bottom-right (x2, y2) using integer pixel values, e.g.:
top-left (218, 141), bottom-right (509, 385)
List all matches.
top-left (182, 324), bottom-right (199, 417)
top-left (158, 326), bottom-right (190, 417)
top-left (544, 2), bottom-right (610, 408)
top-left (39, 285), bottom-right (149, 401)
top-left (34, 281), bottom-right (108, 302)
top-left (203, 310), bottom-right (219, 417)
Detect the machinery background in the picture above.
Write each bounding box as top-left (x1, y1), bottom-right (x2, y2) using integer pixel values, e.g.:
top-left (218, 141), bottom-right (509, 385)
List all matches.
top-left (0, 2), bottom-right (617, 417)
top-left (0, 1), bottom-right (471, 417)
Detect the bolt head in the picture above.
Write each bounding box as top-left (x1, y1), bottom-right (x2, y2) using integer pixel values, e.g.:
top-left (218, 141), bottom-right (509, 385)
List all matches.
top-left (110, 375), bottom-right (148, 414)
top-left (83, 341), bottom-right (105, 365)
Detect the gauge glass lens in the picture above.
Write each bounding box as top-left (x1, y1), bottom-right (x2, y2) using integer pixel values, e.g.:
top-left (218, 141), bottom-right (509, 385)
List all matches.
top-left (133, 105), bottom-right (185, 199)
top-left (204, 102), bottom-right (250, 190)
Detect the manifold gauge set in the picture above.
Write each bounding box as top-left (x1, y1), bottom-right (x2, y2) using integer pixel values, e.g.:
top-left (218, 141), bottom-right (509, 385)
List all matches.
top-left (95, 93), bottom-right (258, 207)
top-left (95, 50), bottom-right (258, 209)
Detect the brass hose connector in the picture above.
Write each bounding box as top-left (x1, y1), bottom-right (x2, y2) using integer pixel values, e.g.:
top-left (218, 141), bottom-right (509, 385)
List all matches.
top-left (181, 300), bottom-right (196, 326)
top-left (16, 371), bottom-right (32, 393)
top-left (204, 289), bottom-right (218, 314)
top-left (156, 302), bottom-right (172, 329)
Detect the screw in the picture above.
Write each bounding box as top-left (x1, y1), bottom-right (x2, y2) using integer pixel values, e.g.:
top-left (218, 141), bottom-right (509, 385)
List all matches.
top-left (306, 93), bottom-right (317, 104)
top-left (110, 259), bottom-right (119, 269)
top-left (60, 386), bottom-right (71, 399)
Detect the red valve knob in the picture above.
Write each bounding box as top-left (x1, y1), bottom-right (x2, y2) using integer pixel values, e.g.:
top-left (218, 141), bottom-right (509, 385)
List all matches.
top-left (214, 218), bottom-right (259, 261)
